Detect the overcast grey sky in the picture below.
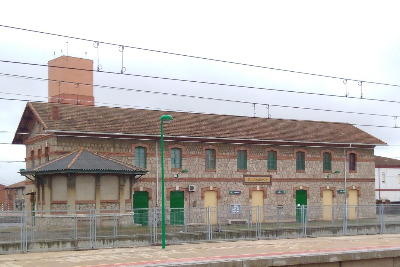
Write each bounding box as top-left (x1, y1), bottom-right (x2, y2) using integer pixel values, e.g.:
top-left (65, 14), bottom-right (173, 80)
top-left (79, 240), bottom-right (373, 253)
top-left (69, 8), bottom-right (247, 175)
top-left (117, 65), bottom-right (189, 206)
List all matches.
top-left (1, 0), bottom-right (399, 185)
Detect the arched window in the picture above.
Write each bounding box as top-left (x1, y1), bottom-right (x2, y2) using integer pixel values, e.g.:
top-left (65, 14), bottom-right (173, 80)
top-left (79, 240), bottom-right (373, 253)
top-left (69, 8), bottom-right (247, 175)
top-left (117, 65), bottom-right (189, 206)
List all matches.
top-left (296, 151), bottom-right (305, 171)
top-left (38, 148), bottom-right (42, 165)
top-left (349, 153), bottom-right (357, 171)
top-left (237, 150), bottom-right (247, 170)
top-left (323, 152), bottom-right (332, 172)
top-left (30, 150), bottom-right (35, 166)
top-left (171, 148), bottom-right (182, 169)
top-left (45, 146), bottom-right (50, 162)
top-left (267, 150), bottom-right (277, 170)
top-left (205, 149), bottom-right (216, 170)
top-left (134, 146), bottom-right (147, 168)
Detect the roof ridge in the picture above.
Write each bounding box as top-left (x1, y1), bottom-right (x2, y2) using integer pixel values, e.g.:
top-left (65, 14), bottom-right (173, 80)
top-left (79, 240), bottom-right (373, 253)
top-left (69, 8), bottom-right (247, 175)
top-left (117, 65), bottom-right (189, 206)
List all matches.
top-left (33, 150), bottom-right (77, 171)
top-left (91, 150), bottom-right (143, 170)
top-left (67, 148), bottom-right (84, 169)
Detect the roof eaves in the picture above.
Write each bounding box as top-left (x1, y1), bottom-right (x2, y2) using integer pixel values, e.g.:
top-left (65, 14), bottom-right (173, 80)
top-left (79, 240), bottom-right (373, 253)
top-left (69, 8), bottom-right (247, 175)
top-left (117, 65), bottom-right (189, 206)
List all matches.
top-left (5, 181), bottom-right (26, 189)
top-left (44, 130), bottom-right (386, 146)
top-left (166, 135), bottom-right (387, 147)
top-left (20, 169), bottom-right (147, 176)
top-left (27, 102), bottom-right (48, 130)
top-left (12, 102), bottom-right (51, 144)
top-left (45, 130), bottom-right (160, 139)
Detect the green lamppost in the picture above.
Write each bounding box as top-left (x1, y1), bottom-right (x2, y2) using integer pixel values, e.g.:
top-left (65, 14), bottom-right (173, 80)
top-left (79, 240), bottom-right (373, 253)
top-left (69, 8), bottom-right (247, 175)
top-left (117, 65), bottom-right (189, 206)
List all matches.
top-left (160, 114), bottom-right (173, 249)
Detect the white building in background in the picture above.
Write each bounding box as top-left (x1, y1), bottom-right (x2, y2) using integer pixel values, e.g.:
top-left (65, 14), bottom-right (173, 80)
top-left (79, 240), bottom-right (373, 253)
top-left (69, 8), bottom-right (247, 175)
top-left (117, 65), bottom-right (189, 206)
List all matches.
top-left (375, 156), bottom-right (400, 202)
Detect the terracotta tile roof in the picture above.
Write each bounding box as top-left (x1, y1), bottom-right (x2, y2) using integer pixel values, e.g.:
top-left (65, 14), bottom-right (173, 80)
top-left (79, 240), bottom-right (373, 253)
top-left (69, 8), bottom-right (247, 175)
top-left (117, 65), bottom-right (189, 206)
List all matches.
top-left (5, 180), bottom-right (26, 189)
top-left (20, 148), bottom-right (148, 176)
top-left (13, 102), bottom-right (386, 146)
top-left (375, 156), bottom-right (400, 167)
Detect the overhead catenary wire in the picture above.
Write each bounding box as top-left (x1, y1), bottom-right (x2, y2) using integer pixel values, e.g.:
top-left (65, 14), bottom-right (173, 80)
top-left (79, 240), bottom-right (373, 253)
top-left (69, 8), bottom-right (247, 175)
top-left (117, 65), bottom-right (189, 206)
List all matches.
top-left (0, 33), bottom-right (398, 135)
top-left (1, 26), bottom-right (399, 180)
top-left (2, 59), bottom-right (400, 107)
top-left (1, 72), bottom-right (400, 125)
top-left (1, 24), bottom-right (400, 89)
top-left (0, 96), bottom-right (397, 130)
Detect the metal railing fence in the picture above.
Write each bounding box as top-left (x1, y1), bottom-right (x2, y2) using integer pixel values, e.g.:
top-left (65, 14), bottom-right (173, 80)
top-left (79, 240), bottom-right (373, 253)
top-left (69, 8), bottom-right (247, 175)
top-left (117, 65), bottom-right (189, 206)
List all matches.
top-left (1, 204), bottom-right (400, 254)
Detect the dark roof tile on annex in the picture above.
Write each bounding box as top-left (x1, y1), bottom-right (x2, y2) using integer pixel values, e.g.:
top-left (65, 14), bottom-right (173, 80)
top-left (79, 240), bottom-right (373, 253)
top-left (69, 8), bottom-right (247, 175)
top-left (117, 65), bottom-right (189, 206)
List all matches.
top-left (20, 149), bottom-right (147, 175)
top-left (27, 102), bottom-right (385, 145)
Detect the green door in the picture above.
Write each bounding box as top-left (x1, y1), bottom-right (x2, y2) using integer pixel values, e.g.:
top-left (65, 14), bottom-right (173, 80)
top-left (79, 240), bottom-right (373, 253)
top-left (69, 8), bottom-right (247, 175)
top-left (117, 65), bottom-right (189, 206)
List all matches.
top-left (170, 191), bottom-right (184, 225)
top-left (133, 191), bottom-right (149, 226)
top-left (296, 190), bottom-right (307, 222)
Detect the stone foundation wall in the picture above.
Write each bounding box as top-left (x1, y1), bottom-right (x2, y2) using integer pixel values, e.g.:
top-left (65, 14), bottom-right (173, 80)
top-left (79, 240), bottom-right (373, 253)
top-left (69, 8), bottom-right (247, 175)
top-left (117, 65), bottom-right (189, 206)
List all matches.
top-left (76, 203), bottom-right (95, 211)
top-left (51, 203), bottom-right (68, 211)
top-left (100, 202), bottom-right (120, 210)
top-left (33, 212), bottom-right (135, 230)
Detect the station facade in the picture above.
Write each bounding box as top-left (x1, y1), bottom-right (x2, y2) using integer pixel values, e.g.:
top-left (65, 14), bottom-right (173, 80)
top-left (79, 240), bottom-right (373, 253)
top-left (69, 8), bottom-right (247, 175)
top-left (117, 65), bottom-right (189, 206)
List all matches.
top-left (12, 56), bottom-right (385, 220)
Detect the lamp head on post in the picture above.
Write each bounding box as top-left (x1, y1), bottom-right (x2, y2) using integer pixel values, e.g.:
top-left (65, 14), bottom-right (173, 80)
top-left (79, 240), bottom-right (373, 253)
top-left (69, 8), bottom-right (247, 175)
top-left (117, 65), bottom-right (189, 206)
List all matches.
top-left (160, 114), bottom-right (173, 123)
top-left (173, 169), bottom-right (188, 178)
top-left (326, 170), bottom-right (341, 178)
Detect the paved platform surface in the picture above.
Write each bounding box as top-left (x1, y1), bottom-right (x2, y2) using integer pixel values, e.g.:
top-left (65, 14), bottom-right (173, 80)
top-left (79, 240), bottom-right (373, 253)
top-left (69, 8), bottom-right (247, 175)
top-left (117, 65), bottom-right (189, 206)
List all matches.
top-left (1, 234), bottom-right (400, 267)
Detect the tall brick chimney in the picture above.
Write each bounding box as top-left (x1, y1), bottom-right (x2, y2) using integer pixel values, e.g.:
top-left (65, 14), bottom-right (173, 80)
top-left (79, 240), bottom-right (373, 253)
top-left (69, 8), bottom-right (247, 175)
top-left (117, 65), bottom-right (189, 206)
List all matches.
top-left (48, 56), bottom-right (94, 106)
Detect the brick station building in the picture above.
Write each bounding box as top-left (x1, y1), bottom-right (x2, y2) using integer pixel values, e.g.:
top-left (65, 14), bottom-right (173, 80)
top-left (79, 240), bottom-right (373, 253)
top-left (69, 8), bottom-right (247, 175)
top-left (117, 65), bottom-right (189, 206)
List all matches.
top-left (12, 56), bottom-right (385, 220)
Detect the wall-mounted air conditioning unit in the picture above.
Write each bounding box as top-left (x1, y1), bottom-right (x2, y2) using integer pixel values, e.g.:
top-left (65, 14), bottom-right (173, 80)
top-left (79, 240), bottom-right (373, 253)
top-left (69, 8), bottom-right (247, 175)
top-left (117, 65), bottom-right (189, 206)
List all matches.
top-left (188, 185), bottom-right (196, 192)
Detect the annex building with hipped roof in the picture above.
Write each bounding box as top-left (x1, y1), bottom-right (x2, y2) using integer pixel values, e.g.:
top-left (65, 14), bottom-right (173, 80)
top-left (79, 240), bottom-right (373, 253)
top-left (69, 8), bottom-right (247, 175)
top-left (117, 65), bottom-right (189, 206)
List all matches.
top-left (13, 56), bottom-right (385, 219)
top-left (20, 148), bottom-right (147, 213)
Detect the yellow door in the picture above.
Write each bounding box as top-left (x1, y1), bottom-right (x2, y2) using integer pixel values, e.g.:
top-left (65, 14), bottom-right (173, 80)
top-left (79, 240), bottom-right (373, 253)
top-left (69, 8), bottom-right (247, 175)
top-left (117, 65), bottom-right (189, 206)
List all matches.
top-left (348, 189), bottom-right (358, 220)
top-left (251, 190), bottom-right (264, 223)
top-left (322, 190), bottom-right (333, 221)
top-left (204, 191), bottom-right (218, 224)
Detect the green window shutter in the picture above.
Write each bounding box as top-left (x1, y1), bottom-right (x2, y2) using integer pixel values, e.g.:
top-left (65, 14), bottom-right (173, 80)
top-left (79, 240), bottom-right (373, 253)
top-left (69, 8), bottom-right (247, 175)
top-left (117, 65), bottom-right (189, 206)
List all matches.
top-left (171, 148), bottom-right (182, 169)
top-left (135, 147), bottom-right (147, 168)
top-left (237, 150), bottom-right (247, 170)
top-left (267, 150), bottom-right (277, 170)
top-left (296, 151), bottom-right (305, 171)
top-left (205, 149), bottom-right (216, 170)
top-left (176, 148), bottom-right (182, 169)
top-left (323, 152), bottom-right (332, 171)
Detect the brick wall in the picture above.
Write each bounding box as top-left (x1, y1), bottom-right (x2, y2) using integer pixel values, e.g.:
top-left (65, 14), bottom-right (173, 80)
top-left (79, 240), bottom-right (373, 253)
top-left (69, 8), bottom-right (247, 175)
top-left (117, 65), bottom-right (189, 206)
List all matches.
top-left (23, 134), bottom-right (376, 213)
top-left (0, 184), bottom-right (5, 210)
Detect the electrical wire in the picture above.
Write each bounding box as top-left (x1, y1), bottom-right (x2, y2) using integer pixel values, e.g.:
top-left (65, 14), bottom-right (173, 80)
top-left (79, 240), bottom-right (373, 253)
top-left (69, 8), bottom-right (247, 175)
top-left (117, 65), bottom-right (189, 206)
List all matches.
top-left (1, 71), bottom-right (400, 120)
top-left (0, 96), bottom-right (396, 130)
top-left (1, 24), bottom-right (400, 89)
top-left (2, 59), bottom-right (400, 108)
top-left (0, 26), bottom-right (399, 165)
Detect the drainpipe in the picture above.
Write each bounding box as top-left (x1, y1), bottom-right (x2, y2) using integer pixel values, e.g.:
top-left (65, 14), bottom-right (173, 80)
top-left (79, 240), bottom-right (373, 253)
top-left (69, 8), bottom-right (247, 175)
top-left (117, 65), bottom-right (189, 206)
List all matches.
top-left (378, 168), bottom-right (381, 200)
top-left (156, 141), bottom-right (160, 207)
top-left (343, 146), bottom-right (348, 234)
top-left (344, 147), bottom-right (347, 208)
